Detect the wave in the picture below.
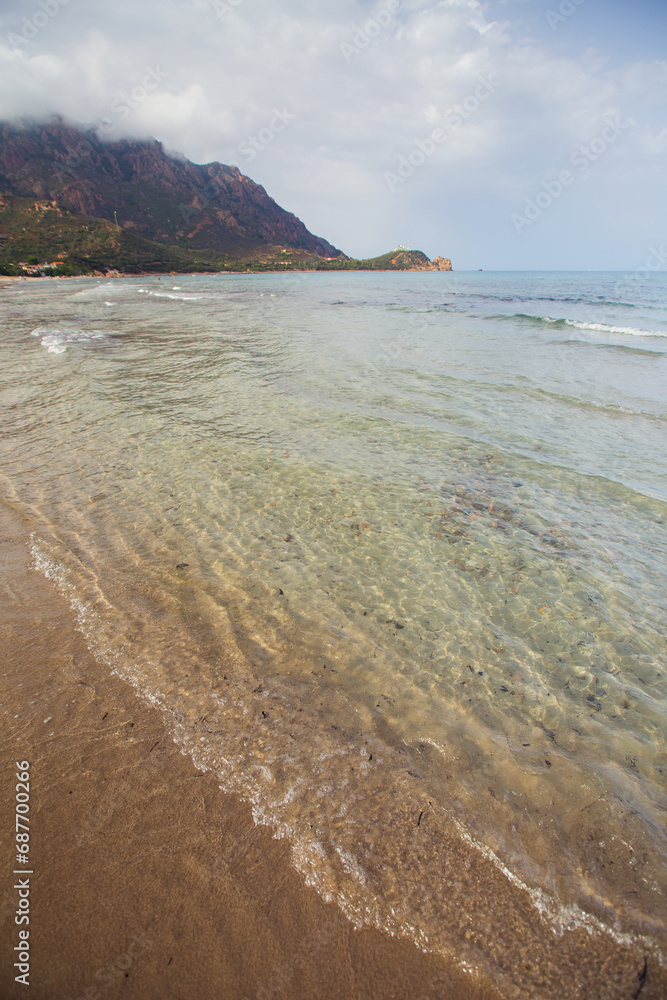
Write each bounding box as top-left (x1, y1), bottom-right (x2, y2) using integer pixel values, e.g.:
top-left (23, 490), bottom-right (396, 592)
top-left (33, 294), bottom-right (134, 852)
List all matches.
top-left (72, 283), bottom-right (118, 298)
top-left (511, 314), bottom-right (667, 338)
top-left (136, 288), bottom-right (218, 302)
top-left (30, 326), bottom-right (108, 354)
top-left (554, 339), bottom-right (665, 356)
top-left (28, 531), bottom-right (666, 989)
top-left (445, 293), bottom-right (642, 309)
top-left (566, 319), bottom-right (667, 338)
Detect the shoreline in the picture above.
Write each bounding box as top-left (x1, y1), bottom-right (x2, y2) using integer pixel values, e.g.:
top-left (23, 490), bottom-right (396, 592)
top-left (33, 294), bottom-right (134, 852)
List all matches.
top-left (0, 499), bottom-right (493, 1000)
top-left (2, 264), bottom-right (666, 997)
top-left (1, 270), bottom-right (453, 280)
top-left (2, 499), bottom-right (665, 999)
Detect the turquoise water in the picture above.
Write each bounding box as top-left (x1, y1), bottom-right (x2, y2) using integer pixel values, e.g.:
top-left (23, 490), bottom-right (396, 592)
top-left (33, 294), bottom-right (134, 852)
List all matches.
top-left (1, 270), bottom-right (666, 993)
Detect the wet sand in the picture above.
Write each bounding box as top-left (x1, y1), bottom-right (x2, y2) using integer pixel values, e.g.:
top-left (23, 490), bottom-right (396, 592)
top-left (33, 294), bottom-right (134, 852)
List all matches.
top-left (1, 499), bottom-right (664, 999)
top-left (0, 501), bottom-right (499, 1000)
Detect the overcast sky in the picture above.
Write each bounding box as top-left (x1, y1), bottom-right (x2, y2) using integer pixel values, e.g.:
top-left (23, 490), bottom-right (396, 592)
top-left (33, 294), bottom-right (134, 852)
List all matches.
top-left (1, 0), bottom-right (665, 268)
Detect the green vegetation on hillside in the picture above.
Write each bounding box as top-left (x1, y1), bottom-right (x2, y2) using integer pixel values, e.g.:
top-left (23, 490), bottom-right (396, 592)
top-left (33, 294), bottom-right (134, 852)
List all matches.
top-left (0, 196), bottom-right (231, 275)
top-left (0, 197), bottom-right (442, 277)
top-left (314, 249), bottom-right (432, 270)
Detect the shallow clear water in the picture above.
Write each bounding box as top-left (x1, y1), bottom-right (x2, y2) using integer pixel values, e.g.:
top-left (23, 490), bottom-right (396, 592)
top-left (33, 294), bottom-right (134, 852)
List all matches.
top-left (2, 270), bottom-right (666, 993)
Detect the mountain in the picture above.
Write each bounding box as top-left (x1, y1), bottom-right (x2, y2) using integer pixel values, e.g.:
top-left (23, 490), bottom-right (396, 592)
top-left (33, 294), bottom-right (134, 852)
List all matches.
top-left (0, 118), bottom-right (341, 258)
top-left (0, 119), bottom-right (453, 276)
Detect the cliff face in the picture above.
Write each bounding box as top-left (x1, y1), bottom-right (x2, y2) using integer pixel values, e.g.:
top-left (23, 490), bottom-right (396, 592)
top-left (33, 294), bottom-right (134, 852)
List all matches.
top-left (410, 255), bottom-right (452, 271)
top-left (0, 119), bottom-right (341, 257)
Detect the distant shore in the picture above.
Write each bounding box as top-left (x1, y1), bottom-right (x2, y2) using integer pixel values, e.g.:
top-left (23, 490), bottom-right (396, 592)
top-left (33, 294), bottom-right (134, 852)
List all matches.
top-left (1, 265), bottom-right (453, 283)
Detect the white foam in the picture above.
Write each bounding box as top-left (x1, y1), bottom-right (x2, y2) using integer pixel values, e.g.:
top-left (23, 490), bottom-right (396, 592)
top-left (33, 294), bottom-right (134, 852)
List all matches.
top-left (565, 319), bottom-right (667, 338)
top-left (136, 287), bottom-right (219, 302)
top-left (451, 816), bottom-right (665, 961)
top-left (70, 282), bottom-right (134, 301)
top-left (28, 533), bottom-right (666, 980)
top-left (523, 314), bottom-right (667, 338)
top-left (72, 284), bottom-right (108, 298)
top-left (30, 326), bottom-right (107, 353)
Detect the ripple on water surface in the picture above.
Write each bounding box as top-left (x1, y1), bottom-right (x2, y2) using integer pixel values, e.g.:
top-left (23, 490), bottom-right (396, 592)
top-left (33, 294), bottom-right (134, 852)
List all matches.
top-left (2, 271), bottom-right (666, 997)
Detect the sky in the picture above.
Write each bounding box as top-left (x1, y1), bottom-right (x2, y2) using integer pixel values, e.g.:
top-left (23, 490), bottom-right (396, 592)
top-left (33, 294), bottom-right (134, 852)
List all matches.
top-left (0, 0), bottom-right (665, 268)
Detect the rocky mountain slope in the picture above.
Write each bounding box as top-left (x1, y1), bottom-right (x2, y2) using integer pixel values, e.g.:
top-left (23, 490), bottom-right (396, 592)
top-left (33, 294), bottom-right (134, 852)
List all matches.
top-left (0, 119), bottom-right (341, 257)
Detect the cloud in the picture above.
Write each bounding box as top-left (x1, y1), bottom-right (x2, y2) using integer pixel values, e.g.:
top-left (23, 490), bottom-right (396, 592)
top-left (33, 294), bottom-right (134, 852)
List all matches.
top-left (0, 0), bottom-right (664, 266)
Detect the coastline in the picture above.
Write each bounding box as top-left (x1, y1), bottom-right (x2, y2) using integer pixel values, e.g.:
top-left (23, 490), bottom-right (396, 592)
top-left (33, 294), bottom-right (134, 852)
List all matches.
top-left (2, 500), bottom-right (664, 999)
top-left (2, 269), bottom-right (666, 999)
top-left (0, 499), bottom-right (493, 1000)
top-left (1, 267), bottom-right (453, 281)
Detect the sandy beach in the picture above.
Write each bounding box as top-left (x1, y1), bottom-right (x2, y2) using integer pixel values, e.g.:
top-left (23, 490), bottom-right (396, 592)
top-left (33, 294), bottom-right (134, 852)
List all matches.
top-left (3, 269), bottom-right (667, 999)
top-left (0, 500), bottom-right (499, 1000)
top-left (2, 500), bottom-right (664, 1000)
top-left (2, 0), bottom-right (666, 990)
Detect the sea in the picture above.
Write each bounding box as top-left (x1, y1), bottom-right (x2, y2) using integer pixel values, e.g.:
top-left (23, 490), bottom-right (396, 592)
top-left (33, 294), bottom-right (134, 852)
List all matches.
top-left (1, 270), bottom-right (666, 995)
